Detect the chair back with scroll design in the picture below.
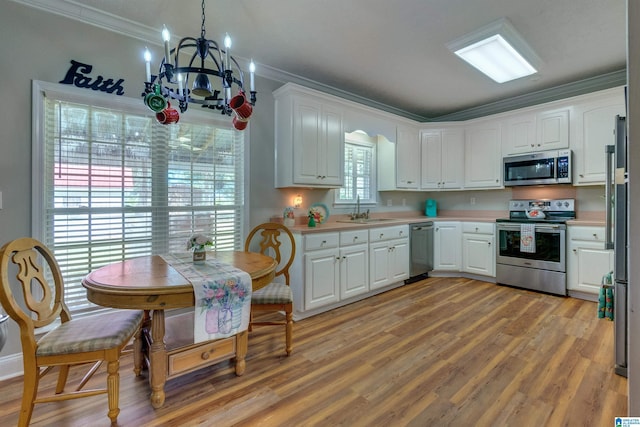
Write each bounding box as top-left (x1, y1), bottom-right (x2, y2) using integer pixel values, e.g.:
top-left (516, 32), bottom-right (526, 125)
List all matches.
top-left (244, 223), bottom-right (296, 355)
top-left (0, 237), bottom-right (143, 426)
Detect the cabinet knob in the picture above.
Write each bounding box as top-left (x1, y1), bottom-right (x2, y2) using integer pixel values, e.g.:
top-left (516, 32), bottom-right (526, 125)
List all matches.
top-left (580, 174), bottom-right (584, 178)
top-left (201, 351), bottom-right (210, 360)
top-left (488, 242), bottom-right (491, 246)
top-left (380, 234), bottom-right (384, 238)
top-left (322, 240), bottom-right (326, 245)
top-left (354, 236), bottom-right (358, 241)
top-left (593, 233), bottom-right (598, 238)
top-left (573, 249), bottom-right (577, 253)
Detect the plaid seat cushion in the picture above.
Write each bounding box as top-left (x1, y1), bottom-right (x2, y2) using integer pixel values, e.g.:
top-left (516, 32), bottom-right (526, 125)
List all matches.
top-left (251, 282), bottom-right (293, 305)
top-left (37, 310), bottom-right (143, 357)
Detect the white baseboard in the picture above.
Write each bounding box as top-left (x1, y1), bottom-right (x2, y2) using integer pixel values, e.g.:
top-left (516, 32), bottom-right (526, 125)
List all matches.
top-left (0, 353), bottom-right (23, 381)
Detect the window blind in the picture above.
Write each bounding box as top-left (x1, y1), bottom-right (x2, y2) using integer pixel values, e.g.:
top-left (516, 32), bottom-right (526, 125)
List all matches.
top-left (36, 84), bottom-right (245, 315)
top-left (338, 141), bottom-right (376, 204)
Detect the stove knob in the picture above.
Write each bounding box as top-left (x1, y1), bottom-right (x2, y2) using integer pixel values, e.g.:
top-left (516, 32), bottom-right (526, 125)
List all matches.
top-left (556, 201), bottom-right (562, 207)
top-left (564, 201), bottom-right (569, 207)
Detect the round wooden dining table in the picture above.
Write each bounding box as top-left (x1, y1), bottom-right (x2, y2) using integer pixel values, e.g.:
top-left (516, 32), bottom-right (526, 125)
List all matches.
top-left (82, 251), bottom-right (277, 408)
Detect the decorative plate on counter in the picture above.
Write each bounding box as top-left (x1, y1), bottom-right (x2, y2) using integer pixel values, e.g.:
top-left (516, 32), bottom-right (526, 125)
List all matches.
top-left (309, 203), bottom-right (329, 224)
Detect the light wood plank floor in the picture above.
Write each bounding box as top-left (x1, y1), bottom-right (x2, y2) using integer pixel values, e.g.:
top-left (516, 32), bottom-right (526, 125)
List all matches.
top-left (0, 277), bottom-right (628, 426)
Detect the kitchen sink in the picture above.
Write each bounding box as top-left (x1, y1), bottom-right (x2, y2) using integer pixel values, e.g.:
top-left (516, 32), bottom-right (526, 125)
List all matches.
top-left (336, 218), bottom-right (396, 224)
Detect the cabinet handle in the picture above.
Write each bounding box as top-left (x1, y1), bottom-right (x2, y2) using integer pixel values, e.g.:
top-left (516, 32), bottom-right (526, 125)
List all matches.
top-left (580, 174), bottom-right (584, 178)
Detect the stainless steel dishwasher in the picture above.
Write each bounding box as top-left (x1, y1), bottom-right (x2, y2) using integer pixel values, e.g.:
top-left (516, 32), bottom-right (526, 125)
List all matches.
top-left (407, 222), bottom-right (434, 283)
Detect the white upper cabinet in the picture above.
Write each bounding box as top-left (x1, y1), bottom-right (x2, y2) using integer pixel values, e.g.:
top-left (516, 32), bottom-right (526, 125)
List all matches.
top-left (536, 108), bottom-right (570, 151)
top-left (571, 87), bottom-right (626, 185)
top-left (464, 119), bottom-right (502, 188)
top-left (420, 126), bottom-right (464, 190)
top-left (396, 125), bottom-right (421, 189)
top-left (274, 84), bottom-right (344, 188)
top-left (502, 107), bottom-right (569, 155)
top-left (504, 112), bottom-right (536, 154)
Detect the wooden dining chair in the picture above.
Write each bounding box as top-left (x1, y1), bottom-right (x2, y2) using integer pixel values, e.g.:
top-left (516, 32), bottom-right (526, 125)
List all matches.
top-left (244, 223), bottom-right (296, 356)
top-left (0, 237), bottom-right (144, 426)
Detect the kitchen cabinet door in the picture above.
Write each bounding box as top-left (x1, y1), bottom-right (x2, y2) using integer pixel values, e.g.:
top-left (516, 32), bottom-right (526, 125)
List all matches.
top-left (420, 127), bottom-right (464, 190)
top-left (464, 121), bottom-right (502, 189)
top-left (536, 108), bottom-right (569, 151)
top-left (568, 226), bottom-right (614, 296)
top-left (462, 233), bottom-right (495, 277)
top-left (504, 112), bottom-right (536, 155)
top-left (571, 88), bottom-right (626, 185)
top-left (274, 83), bottom-right (345, 188)
top-left (304, 248), bottom-right (340, 310)
top-left (389, 238), bottom-right (410, 282)
top-left (396, 125), bottom-right (420, 189)
top-left (339, 243), bottom-right (369, 299)
top-left (292, 97), bottom-right (344, 186)
top-left (433, 222), bottom-right (461, 271)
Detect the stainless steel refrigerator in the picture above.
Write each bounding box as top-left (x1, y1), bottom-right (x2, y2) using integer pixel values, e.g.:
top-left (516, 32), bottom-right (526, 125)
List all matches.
top-left (606, 114), bottom-right (628, 377)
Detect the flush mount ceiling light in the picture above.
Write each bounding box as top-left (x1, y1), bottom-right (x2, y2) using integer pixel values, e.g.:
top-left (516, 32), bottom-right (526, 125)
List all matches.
top-left (142, 0), bottom-right (256, 130)
top-left (447, 18), bottom-right (541, 83)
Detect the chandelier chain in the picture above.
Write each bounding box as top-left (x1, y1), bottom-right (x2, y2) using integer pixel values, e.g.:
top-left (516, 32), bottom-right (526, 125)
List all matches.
top-left (201, 0), bottom-right (206, 38)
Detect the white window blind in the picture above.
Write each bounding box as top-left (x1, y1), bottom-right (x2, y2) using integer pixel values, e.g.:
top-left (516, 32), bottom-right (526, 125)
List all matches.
top-left (337, 139), bottom-right (376, 204)
top-left (34, 82), bottom-right (245, 315)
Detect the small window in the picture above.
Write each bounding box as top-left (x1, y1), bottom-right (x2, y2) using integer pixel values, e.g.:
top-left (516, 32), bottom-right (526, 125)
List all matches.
top-left (336, 132), bottom-right (377, 204)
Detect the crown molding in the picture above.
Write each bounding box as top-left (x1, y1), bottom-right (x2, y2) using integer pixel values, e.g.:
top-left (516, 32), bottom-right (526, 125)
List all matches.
top-left (431, 69), bottom-right (627, 122)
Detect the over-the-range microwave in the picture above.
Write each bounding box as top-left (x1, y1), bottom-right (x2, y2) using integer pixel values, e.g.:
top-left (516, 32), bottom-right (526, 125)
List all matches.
top-left (503, 149), bottom-right (572, 186)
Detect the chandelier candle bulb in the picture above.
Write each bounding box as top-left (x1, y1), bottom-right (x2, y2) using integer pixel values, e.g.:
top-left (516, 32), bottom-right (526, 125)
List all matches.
top-left (177, 73), bottom-right (183, 94)
top-left (224, 33), bottom-right (231, 70)
top-left (144, 48), bottom-right (151, 82)
top-left (250, 60), bottom-right (255, 92)
top-left (162, 25), bottom-right (172, 66)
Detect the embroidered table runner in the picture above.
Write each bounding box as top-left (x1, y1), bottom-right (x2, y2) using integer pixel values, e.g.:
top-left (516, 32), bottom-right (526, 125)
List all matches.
top-left (161, 253), bottom-right (252, 342)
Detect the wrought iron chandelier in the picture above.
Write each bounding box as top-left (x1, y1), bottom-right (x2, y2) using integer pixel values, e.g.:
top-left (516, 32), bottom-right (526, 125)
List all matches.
top-left (142, 0), bottom-right (256, 130)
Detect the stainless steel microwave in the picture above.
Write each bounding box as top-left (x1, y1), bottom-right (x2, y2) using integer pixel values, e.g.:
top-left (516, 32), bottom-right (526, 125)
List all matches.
top-left (503, 149), bottom-right (572, 186)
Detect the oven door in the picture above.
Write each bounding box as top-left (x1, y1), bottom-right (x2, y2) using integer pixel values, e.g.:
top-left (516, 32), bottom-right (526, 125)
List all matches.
top-left (496, 223), bottom-right (566, 272)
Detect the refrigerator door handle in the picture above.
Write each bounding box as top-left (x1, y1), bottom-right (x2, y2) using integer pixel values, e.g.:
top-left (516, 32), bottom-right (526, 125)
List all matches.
top-left (605, 144), bottom-right (615, 250)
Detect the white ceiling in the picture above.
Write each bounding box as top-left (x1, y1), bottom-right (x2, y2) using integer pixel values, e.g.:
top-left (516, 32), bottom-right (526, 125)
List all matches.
top-left (18, 0), bottom-right (627, 121)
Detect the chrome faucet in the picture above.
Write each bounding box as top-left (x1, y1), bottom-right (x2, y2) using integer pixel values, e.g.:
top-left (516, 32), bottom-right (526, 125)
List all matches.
top-left (350, 195), bottom-right (370, 220)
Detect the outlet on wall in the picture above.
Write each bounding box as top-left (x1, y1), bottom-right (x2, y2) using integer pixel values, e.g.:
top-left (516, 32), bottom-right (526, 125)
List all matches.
top-left (470, 197), bottom-right (476, 205)
top-left (402, 198), bottom-right (406, 206)
top-left (387, 199), bottom-right (392, 207)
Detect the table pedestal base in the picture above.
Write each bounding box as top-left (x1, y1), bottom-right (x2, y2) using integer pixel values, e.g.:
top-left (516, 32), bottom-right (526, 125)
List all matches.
top-left (142, 310), bottom-right (247, 408)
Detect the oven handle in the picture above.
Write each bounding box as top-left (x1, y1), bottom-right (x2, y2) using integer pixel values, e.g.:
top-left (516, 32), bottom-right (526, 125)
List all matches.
top-left (496, 224), bottom-right (563, 233)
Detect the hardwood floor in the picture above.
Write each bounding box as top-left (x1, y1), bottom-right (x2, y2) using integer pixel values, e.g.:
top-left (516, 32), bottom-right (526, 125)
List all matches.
top-left (0, 277), bottom-right (627, 426)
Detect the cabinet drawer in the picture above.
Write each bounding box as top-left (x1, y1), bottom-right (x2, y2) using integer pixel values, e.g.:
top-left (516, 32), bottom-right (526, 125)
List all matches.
top-left (569, 226), bottom-right (607, 242)
top-left (340, 229), bottom-right (369, 246)
top-left (305, 232), bottom-right (339, 251)
top-left (462, 222), bottom-right (495, 234)
top-left (369, 225), bottom-right (408, 242)
top-left (168, 336), bottom-right (236, 376)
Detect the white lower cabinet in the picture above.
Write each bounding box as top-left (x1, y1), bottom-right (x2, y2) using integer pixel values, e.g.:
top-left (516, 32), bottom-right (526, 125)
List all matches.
top-left (369, 225), bottom-right (410, 289)
top-left (433, 222), bottom-right (461, 271)
top-left (339, 230), bottom-right (369, 299)
top-left (294, 227), bottom-right (410, 318)
top-left (304, 233), bottom-right (340, 310)
top-left (567, 226), bottom-right (614, 296)
top-left (461, 222), bottom-right (496, 277)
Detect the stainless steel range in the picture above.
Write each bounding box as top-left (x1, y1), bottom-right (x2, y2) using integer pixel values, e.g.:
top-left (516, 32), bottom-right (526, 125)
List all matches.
top-left (496, 199), bottom-right (575, 296)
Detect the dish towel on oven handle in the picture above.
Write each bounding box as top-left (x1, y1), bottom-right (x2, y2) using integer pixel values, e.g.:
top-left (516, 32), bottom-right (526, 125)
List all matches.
top-left (520, 223), bottom-right (536, 253)
top-left (161, 253), bottom-right (252, 342)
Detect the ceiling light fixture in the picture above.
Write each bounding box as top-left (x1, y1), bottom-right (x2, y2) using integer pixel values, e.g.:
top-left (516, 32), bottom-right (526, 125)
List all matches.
top-left (447, 18), bottom-right (540, 84)
top-left (142, 0), bottom-right (256, 130)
